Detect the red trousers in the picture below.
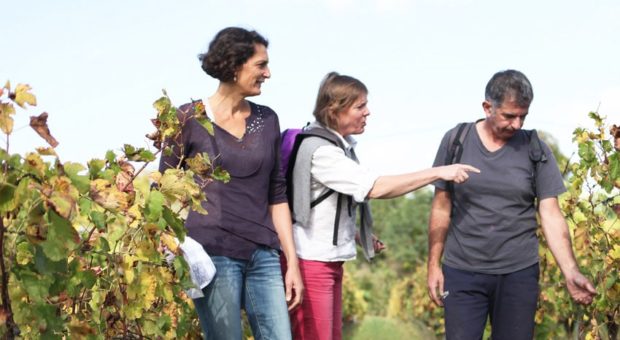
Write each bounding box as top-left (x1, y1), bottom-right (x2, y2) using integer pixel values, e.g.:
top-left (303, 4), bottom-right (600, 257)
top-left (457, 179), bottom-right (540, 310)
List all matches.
top-left (283, 258), bottom-right (344, 340)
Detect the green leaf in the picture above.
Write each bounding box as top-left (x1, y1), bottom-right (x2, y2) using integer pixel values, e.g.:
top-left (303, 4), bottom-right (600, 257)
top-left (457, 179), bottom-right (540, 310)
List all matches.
top-left (87, 158), bottom-right (106, 178)
top-left (19, 270), bottom-right (52, 303)
top-left (609, 152), bottom-right (620, 181)
top-left (212, 166), bottom-right (231, 183)
top-left (163, 206), bottom-right (185, 242)
top-left (34, 303), bottom-right (64, 338)
top-left (78, 197), bottom-right (92, 216)
top-left (123, 144), bottom-right (136, 156)
top-left (196, 116), bottom-right (214, 135)
top-left (0, 182), bottom-right (16, 213)
top-left (145, 190), bottom-right (164, 223)
top-left (98, 235), bottom-right (110, 252)
top-left (90, 210), bottom-right (107, 231)
top-left (588, 111), bottom-right (603, 127)
top-left (138, 149), bottom-right (156, 162)
top-left (67, 269), bottom-right (97, 296)
top-left (153, 95), bottom-right (171, 115)
top-left (105, 150), bottom-right (116, 164)
top-left (121, 144), bottom-right (156, 162)
top-left (578, 142), bottom-right (597, 165)
top-left (35, 244), bottom-right (68, 275)
top-left (41, 210), bottom-right (80, 261)
top-left (16, 242), bottom-right (34, 265)
top-left (8, 153), bottom-right (21, 168)
top-left (64, 162), bottom-right (90, 194)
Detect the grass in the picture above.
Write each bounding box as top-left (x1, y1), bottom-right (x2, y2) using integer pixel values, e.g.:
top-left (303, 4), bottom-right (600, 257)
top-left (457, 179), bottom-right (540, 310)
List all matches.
top-left (344, 316), bottom-right (436, 340)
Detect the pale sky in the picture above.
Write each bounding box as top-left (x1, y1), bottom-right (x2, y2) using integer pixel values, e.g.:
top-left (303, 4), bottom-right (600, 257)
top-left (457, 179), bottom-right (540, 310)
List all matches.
top-left (2, 0), bottom-right (619, 174)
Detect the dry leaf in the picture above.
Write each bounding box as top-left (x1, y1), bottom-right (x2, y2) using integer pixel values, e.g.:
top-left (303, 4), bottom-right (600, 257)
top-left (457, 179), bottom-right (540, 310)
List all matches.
top-left (611, 124), bottom-right (620, 151)
top-left (116, 161), bottom-right (135, 193)
top-left (30, 112), bottom-right (59, 147)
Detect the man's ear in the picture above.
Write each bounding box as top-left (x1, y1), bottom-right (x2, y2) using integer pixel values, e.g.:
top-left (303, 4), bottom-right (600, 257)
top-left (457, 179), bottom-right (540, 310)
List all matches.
top-left (482, 100), bottom-right (493, 116)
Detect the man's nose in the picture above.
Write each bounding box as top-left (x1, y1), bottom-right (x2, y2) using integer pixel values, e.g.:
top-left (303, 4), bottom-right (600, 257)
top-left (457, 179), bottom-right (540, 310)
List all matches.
top-left (512, 117), bottom-right (524, 130)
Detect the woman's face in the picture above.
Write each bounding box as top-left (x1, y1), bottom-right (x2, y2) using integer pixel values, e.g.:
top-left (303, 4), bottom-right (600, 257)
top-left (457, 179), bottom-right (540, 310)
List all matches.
top-left (335, 94), bottom-right (370, 137)
top-left (235, 44), bottom-right (271, 97)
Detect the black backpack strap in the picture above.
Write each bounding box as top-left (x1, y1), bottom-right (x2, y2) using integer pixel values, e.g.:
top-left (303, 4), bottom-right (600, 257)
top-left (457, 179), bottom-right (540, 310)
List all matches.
top-left (311, 189), bottom-right (335, 208)
top-left (445, 123), bottom-right (469, 166)
top-left (528, 129), bottom-right (547, 163)
top-left (526, 129), bottom-right (547, 200)
top-left (333, 193), bottom-right (343, 245)
top-left (445, 122), bottom-right (474, 195)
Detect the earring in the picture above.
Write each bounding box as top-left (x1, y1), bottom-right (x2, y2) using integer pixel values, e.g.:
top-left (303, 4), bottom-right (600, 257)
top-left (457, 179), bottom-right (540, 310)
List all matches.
top-left (233, 75), bottom-right (238, 82)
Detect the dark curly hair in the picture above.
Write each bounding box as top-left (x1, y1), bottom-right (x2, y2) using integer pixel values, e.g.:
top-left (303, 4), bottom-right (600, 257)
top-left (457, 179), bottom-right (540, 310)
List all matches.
top-left (198, 27), bottom-right (269, 82)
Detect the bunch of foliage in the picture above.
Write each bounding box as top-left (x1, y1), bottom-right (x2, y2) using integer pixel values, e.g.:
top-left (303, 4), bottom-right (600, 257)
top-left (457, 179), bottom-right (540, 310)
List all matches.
top-left (0, 82), bottom-right (226, 339)
top-left (537, 112), bottom-right (619, 339)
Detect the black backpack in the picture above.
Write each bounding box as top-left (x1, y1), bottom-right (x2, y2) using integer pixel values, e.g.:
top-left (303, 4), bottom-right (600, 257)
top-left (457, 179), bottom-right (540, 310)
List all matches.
top-left (445, 121), bottom-right (547, 197)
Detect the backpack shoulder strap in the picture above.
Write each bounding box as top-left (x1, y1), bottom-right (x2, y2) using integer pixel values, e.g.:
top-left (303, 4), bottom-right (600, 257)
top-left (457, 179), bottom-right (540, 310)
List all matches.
top-left (525, 129), bottom-right (548, 201)
top-left (300, 127), bottom-right (346, 150)
top-left (445, 122), bottom-right (474, 166)
top-left (527, 129), bottom-right (547, 163)
top-left (445, 122), bottom-right (474, 196)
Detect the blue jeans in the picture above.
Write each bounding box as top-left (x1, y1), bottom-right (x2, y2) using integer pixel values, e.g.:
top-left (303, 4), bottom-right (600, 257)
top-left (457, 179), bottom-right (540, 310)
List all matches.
top-left (442, 263), bottom-right (540, 340)
top-left (192, 247), bottom-right (292, 340)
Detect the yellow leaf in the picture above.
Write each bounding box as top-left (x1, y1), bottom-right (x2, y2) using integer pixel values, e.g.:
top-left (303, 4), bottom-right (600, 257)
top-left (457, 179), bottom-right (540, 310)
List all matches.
top-left (36, 147), bottom-right (57, 156)
top-left (149, 171), bottom-right (162, 183)
top-left (0, 103), bottom-right (16, 134)
top-left (3, 81), bottom-right (10, 91)
top-left (139, 270), bottom-right (157, 307)
top-left (13, 83), bottom-right (37, 108)
top-left (24, 152), bottom-right (47, 178)
top-left (89, 178), bottom-right (129, 212)
top-left (608, 245), bottom-right (620, 262)
top-left (68, 318), bottom-right (96, 336)
top-left (122, 254), bottom-right (136, 284)
top-left (127, 204), bottom-right (142, 228)
top-left (161, 233), bottom-right (179, 253)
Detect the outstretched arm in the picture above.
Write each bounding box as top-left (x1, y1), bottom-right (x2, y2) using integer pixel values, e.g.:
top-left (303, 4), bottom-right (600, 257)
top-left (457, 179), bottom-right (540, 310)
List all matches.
top-left (270, 203), bottom-right (304, 310)
top-left (538, 197), bottom-right (596, 305)
top-left (427, 188), bottom-right (452, 307)
top-left (367, 164), bottom-right (479, 199)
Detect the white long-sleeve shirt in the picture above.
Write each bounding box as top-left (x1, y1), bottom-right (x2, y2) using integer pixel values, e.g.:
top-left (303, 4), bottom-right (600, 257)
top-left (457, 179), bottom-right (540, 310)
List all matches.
top-left (293, 129), bottom-right (378, 262)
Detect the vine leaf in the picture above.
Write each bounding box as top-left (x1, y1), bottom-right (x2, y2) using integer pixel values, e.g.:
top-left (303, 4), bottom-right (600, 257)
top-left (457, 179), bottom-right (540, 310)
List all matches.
top-left (89, 178), bottom-right (129, 212)
top-left (0, 102), bottom-right (16, 134)
top-left (30, 112), bottom-right (59, 147)
top-left (13, 83), bottom-right (37, 108)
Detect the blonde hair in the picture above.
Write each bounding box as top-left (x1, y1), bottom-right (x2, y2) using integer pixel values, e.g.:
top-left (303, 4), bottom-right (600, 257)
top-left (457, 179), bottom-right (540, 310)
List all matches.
top-left (312, 72), bottom-right (368, 130)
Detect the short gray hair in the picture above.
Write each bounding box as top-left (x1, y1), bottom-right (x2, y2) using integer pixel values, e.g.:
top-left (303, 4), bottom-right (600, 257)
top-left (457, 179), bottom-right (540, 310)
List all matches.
top-left (485, 70), bottom-right (533, 107)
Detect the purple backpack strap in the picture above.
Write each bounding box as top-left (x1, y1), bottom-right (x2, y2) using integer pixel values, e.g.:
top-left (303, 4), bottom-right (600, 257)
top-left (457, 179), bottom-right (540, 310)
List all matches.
top-left (280, 128), bottom-right (302, 176)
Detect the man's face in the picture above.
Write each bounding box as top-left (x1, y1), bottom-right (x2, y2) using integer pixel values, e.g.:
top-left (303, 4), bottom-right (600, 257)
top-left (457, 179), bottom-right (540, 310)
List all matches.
top-left (483, 98), bottom-right (529, 141)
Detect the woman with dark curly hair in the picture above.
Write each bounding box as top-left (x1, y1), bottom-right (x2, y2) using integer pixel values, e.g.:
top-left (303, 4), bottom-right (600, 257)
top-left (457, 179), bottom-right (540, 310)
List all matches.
top-left (159, 27), bottom-right (303, 340)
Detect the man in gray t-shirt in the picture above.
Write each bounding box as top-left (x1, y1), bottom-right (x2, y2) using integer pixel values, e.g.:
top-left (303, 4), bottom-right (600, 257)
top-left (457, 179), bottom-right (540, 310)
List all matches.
top-left (426, 70), bottom-right (596, 340)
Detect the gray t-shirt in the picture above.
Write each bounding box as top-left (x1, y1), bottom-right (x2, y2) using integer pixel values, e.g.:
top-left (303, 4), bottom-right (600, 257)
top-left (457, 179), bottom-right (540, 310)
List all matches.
top-left (432, 123), bottom-right (566, 274)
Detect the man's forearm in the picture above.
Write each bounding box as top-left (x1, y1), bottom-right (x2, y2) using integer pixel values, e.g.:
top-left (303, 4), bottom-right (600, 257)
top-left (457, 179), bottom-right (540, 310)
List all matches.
top-left (539, 198), bottom-right (580, 275)
top-left (428, 188), bottom-right (452, 268)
